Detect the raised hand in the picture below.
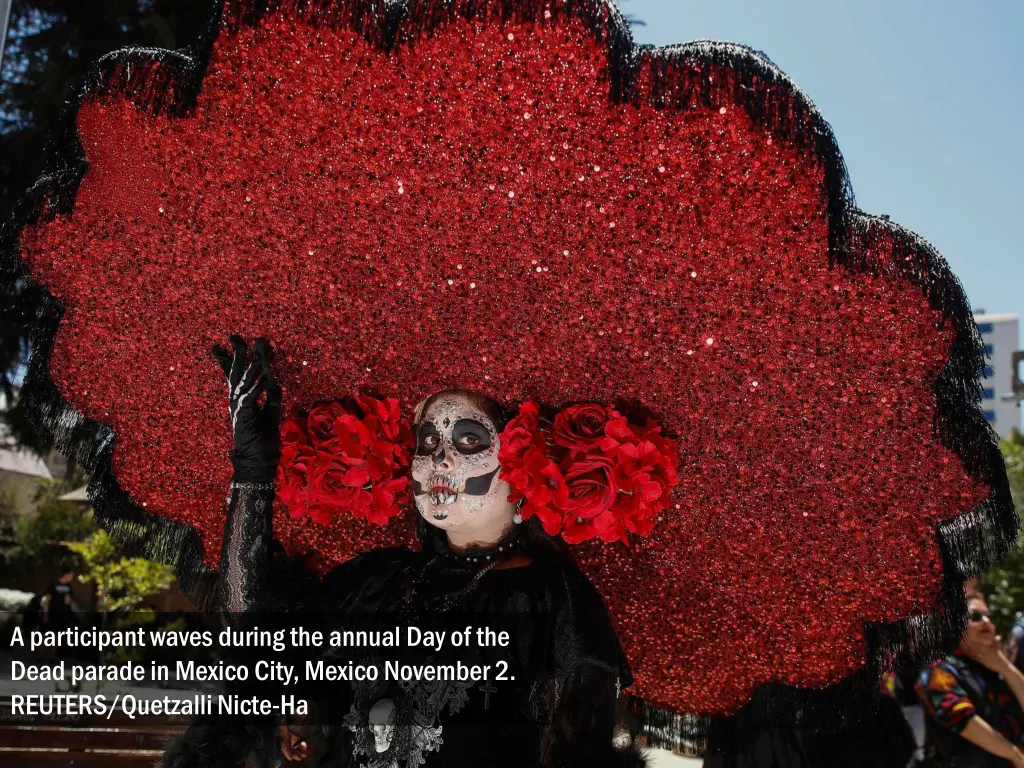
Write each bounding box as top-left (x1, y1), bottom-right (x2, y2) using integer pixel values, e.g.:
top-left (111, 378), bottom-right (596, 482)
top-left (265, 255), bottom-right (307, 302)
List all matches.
top-left (212, 335), bottom-right (282, 483)
top-left (963, 630), bottom-right (1009, 674)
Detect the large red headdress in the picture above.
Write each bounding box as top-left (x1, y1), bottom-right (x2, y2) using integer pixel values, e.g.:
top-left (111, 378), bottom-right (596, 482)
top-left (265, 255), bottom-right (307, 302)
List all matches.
top-left (3, 0), bottom-right (1015, 743)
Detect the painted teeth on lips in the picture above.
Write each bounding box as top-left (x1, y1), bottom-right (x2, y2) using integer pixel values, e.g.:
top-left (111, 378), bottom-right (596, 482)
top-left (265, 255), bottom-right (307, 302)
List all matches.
top-left (429, 490), bottom-right (458, 505)
top-left (429, 474), bottom-right (459, 506)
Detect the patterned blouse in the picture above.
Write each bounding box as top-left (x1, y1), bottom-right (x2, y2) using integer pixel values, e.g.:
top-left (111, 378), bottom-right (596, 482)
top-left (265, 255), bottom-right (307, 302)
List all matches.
top-left (915, 651), bottom-right (1024, 744)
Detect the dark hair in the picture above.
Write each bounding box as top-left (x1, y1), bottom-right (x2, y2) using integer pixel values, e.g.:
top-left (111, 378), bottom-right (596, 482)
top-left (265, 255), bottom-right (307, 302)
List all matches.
top-left (412, 389), bottom-right (570, 562)
top-left (414, 388), bottom-right (512, 433)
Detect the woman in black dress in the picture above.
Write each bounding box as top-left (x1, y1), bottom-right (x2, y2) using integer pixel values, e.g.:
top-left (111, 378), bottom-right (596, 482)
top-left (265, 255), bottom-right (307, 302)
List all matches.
top-left (161, 336), bottom-right (645, 768)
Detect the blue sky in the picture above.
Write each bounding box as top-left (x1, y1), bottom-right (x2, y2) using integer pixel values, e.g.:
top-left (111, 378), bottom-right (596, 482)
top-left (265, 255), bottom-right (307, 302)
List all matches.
top-left (628, 0), bottom-right (1023, 328)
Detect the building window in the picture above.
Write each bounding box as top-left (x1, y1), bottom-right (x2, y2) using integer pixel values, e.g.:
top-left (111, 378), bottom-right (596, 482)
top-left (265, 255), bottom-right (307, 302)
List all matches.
top-left (984, 344), bottom-right (994, 356)
top-left (984, 410), bottom-right (996, 422)
top-left (983, 388), bottom-right (995, 399)
top-left (978, 323), bottom-right (994, 334)
top-left (981, 366), bottom-right (995, 378)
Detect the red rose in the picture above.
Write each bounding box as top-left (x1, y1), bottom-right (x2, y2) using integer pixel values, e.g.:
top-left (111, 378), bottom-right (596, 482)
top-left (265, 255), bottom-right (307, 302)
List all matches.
top-left (306, 401), bottom-right (349, 451)
top-left (307, 453), bottom-right (356, 504)
top-left (500, 401), bottom-right (678, 545)
top-left (552, 403), bottom-right (608, 453)
top-left (277, 442), bottom-right (314, 512)
top-left (306, 448), bottom-right (373, 523)
top-left (280, 415), bottom-right (309, 447)
top-left (556, 454), bottom-right (618, 520)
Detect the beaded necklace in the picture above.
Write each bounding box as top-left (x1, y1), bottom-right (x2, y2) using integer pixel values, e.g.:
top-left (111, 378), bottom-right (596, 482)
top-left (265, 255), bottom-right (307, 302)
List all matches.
top-left (400, 528), bottom-right (522, 617)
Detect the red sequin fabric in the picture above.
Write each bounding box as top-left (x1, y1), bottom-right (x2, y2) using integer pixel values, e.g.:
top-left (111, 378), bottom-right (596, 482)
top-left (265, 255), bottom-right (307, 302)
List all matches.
top-left (16, 0), bottom-right (995, 715)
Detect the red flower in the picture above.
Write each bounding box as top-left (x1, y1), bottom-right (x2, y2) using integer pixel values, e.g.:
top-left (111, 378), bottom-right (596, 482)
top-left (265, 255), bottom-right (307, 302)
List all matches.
top-left (562, 516), bottom-right (597, 544)
top-left (277, 442), bottom-right (314, 512)
top-left (498, 401), bottom-right (542, 458)
top-left (277, 396), bottom-right (413, 526)
top-left (368, 477), bottom-right (410, 525)
top-left (593, 510), bottom-right (629, 544)
top-left (602, 411), bottom-right (638, 445)
top-left (556, 454), bottom-right (618, 520)
top-left (305, 453), bottom-right (366, 522)
top-left (333, 412), bottom-right (372, 463)
top-left (306, 401), bottom-right (349, 451)
top-left (499, 401), bottom-right (679, 546)
top-left (356, 395), bottom-right (410, 446)
top-left (498, 401), bottom-right (567, 534)
top-left (553, 404), bottom-right (609, 453)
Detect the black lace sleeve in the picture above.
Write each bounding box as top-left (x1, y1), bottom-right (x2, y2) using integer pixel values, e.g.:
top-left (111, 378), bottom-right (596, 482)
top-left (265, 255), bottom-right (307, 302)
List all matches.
top-left (163, 483), bottom-right (360, 768)
top-left (218, 482), bottom-right (276, 617)
top-left (161, 484), bottom-right (280, 768)
top-left (537, 666), bottom-right (647, 768)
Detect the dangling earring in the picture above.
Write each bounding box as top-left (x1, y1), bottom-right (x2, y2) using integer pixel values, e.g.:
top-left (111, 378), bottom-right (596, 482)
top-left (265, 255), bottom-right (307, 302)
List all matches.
top-left (512, 499), bottom-right (524, 525)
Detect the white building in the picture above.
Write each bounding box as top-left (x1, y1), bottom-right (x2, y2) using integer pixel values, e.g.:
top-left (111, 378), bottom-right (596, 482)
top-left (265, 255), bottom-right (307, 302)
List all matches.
top-left (0, 387), bottom-right (71, 517)
top-left (974, 312), bottom-right (1021, 439)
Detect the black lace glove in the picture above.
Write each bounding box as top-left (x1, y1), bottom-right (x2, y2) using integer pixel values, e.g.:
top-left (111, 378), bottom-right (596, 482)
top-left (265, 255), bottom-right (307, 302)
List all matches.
top-left (212, 335), bottom-right (282, 484)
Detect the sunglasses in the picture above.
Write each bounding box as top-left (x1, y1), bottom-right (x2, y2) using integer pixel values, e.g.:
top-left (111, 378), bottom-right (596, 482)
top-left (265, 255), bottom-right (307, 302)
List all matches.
top-left (969, 610), bottom-right (992, 623)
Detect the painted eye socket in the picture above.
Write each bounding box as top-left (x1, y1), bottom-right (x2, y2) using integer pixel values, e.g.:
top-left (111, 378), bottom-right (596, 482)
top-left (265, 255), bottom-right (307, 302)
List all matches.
top-left (453, 429), bottom-right (490, 455)
top-left (419, 433), bottom-right (440, 450)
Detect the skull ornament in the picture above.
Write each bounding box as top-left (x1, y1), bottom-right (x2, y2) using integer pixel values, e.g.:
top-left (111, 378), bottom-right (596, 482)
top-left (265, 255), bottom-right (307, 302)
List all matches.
top-left (368, 697), bottom-right (396, 754)
top-left (411, 392), bottom-right (516, 541)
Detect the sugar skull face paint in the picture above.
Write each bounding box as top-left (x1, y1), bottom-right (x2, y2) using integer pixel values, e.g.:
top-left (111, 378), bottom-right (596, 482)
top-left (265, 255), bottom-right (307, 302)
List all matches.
top-left (412, 392), bottom-right (515, 539)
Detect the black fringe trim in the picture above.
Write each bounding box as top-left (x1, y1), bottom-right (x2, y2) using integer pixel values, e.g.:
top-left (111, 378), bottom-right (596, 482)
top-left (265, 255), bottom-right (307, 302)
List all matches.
top-left (640, 40), bottom-right (854, 257)
top-left (0, 0), bottom-right (1015, 753)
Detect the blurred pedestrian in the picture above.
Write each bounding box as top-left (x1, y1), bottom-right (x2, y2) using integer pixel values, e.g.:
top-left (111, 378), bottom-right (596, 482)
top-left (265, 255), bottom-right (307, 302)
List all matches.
top-left (42, 567), bottom-right (77, 629)
top-left (916, 592), bottom-right (1024, 767)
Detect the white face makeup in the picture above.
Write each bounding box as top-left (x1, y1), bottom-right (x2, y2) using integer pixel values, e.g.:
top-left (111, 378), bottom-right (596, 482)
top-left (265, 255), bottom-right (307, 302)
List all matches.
top-left (412, 392), bottom-right (516, 543)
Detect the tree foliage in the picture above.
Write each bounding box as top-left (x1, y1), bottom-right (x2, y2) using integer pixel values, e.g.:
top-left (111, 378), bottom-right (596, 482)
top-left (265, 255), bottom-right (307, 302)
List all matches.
top-left (65, 528), bottom-right (175, 612)
top-left (3, 479), bottom-right (95, 574)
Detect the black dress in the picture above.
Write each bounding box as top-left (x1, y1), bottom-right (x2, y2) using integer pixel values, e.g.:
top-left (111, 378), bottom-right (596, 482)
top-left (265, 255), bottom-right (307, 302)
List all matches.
top-left (161, 484), bottom-right (645, 768)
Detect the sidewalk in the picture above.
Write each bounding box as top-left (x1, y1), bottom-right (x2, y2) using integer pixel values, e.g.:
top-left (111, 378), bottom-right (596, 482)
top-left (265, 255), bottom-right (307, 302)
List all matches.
top-left (648, 749), bottom-right (702, 767)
